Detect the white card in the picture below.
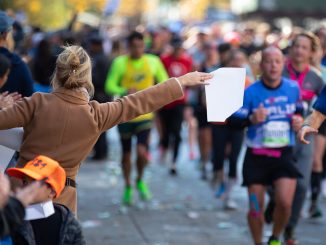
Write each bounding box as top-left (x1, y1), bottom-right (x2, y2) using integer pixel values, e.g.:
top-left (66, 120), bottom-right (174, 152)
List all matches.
top-left (25, 201), bottom-right (55, 220)
top-left (0, 128), bottom-right (24, 173)
top-left (0, 146), bottom-right (15, 173)
top-left (205, 68), bottom-right (246, 122)
top-left (0, 128), bottom-right (23, 151)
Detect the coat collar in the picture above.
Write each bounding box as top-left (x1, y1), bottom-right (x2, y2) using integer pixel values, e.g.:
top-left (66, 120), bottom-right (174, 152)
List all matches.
top-left (52, 87), bottom-right (90, 105)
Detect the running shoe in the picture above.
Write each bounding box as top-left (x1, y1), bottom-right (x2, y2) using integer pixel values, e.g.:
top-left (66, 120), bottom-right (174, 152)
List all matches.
top-left (284, 227), bottom-right (298, 245)
top-left (309, 203), bottom-right (323, 218)
top-left (268, 239), bottom-right (281, 245)
top-left (224, 198), bottom-right (238, 210)
top-left (170, 166), bottom-right (178, 176)
top-left (215, 182), bottom-right (226, 198)
top-left (136, 180), bottom-right (152, 201)
top-left (285, 239), bottom-right (298, 245)
top-left (200, 164), bottom-right (207, 180)
top-left (123, 186), bottom-right (133, 205)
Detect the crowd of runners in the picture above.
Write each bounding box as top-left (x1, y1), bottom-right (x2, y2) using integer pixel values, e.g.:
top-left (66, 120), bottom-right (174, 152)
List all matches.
top-left (0, 9), bottom-right (326, 245)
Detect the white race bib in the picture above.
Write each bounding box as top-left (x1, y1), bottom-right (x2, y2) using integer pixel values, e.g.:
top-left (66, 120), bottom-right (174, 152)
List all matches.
top-left (263, 121), bottom-right (290, 148)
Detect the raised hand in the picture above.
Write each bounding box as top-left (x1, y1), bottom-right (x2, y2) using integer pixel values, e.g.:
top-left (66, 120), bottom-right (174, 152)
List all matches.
top-left (14, 181), bottom-right (51, 207)
top-left (250, 103), bottom-right (268, 124)
top-left (0, 91), bottom-right (13, 108)
top-left (298, 125), bottom-right (318, 144)
top-left (8, 92), bottom-right (22, 102)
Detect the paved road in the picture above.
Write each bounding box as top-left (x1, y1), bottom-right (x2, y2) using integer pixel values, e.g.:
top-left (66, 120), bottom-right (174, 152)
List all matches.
top-left (77, 127), bottom-right (326, 245)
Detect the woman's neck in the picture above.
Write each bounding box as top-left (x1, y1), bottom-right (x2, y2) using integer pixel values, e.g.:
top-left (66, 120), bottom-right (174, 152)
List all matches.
top-left (291, 60), bottom-right (308, 72)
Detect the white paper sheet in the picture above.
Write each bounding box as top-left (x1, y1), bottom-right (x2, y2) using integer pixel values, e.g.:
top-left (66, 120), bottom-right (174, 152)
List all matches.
top-left (0, 128), bottom-right (23, 151)
top-left (0, 128), bottom-right (24, 173)
top-left (0, 146), bottom-right (15, 173)
top-left (205, 68), bottom-right (246, 122)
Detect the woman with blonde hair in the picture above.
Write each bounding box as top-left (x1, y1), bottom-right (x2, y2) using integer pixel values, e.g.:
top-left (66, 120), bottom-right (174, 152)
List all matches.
top-left (0, 45), bottom-right (212, 213)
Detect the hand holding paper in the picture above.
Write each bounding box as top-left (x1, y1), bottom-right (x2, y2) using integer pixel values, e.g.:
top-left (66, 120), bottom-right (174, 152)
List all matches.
top-left (205, 68), bottom-right (246, 122)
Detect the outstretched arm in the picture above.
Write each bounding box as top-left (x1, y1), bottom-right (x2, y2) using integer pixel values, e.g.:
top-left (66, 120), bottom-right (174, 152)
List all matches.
top-left (99, 72), bottom-right (212, 131)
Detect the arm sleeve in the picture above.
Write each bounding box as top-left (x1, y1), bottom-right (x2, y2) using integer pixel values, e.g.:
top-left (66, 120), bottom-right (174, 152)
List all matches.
top-left (0, 95), bottom-right (36, 129)
top-left (68, 215), bottom-right (86, 245)
top-left (313, 85), bottom-right (326, 115)
top-left (104, 58), bottom-right (127, 96)
top-left (99, 78), bottom-right (184, 131)
top-left (153, 57), bottom-right (169, 83)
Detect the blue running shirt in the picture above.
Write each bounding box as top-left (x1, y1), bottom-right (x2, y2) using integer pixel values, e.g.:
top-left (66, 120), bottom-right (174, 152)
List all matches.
top-left (232, 78), bottom-right (302, 148)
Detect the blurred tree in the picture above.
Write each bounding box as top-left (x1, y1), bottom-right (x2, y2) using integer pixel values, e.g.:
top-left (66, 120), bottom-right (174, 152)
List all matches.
top-left (179, 0), bottom-right (209, 20)
top-left (3, 0), bottom-right (106, 30)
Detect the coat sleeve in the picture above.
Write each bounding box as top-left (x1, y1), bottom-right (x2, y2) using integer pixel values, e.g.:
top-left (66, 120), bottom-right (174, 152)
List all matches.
top-left (66, 213), bottom-right (86, 245)
top-left (99, 78), bottom-right (183, 131)
top-left (0, 94), bottom-right (37, 130)
top-left (0, 197), bottom-right (25, 238)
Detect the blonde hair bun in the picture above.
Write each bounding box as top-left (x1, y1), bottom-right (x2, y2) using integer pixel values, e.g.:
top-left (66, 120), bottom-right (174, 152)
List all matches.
top-left (51, 45), bottom-right (94, 97)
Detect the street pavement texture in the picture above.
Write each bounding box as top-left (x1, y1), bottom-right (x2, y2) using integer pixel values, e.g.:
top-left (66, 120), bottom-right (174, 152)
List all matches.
top-left (77, 127), bottom-right (326, 245)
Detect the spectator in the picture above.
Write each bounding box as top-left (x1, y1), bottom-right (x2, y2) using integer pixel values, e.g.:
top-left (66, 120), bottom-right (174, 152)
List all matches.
top-left (0, 54), bottom-right (21, 109)
top-left (0, 173), bottom-right (49, 239)
top-left (6, 155), bottom-right (86, 244)
top-left (88, 35), bottom-right (111, 160)
top-left (31, 38), bottom-right (56, 93)
top-left (0, 11), bottom-right (34, 97)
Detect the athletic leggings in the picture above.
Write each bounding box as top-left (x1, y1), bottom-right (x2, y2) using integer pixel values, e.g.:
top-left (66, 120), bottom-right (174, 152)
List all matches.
top-left (211, 124), bottom-right (244, 178)
top-left (159, 104), bottom-right (184, 162)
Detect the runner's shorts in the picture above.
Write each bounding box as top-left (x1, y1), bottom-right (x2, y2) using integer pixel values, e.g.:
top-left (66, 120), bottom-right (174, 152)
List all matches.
top-left (318, 120), bottom-right (326, 137)
top-left (243, 147), bottom-right (302, 186)
top-left (118, 120), bottom-right (152, 152)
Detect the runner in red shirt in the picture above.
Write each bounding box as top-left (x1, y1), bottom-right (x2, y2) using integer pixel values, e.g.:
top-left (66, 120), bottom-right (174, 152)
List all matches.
top-left (160, 36), bottom-right (193, 175)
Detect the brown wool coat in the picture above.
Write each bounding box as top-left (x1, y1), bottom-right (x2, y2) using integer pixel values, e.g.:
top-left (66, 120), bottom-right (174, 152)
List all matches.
top-left (0, 78), bottom-right (183, 213)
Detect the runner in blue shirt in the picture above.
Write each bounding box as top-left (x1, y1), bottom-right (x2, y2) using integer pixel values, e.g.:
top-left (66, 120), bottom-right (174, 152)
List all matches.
top-left (230, 47), bottom-right (303, 245)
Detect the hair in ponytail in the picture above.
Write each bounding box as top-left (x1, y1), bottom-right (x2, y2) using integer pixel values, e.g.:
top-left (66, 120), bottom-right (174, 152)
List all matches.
top-left (51, 45), bottom-right (94, 97)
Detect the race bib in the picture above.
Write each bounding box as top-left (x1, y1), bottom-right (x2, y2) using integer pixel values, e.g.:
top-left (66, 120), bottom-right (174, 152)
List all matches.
top-left (263, 121), bottom-right (290, 148)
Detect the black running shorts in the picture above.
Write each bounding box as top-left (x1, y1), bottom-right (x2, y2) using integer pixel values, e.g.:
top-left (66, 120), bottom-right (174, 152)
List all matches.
top-left (242, 147), bottom-right (302, 186)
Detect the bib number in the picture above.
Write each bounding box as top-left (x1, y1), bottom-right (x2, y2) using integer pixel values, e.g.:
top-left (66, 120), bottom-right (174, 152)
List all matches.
top-left (263, 121), bottom-right (290, 148)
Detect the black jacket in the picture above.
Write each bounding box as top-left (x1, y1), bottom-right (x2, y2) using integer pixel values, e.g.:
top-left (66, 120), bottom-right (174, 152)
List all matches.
top-left (90, 51), bottom-right (111, 103)
top-left (0, 47), bottom-right (34, 97)
top-left (0, 197), bottom-right (25, 238)
top-left (12, 204), bottom-right (85, 245)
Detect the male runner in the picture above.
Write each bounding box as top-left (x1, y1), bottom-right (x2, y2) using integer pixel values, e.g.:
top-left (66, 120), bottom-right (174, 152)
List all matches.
top-left (105, 31), bottom-right (168, 205)
top-left (230, 47), bottom-right (303, 245)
